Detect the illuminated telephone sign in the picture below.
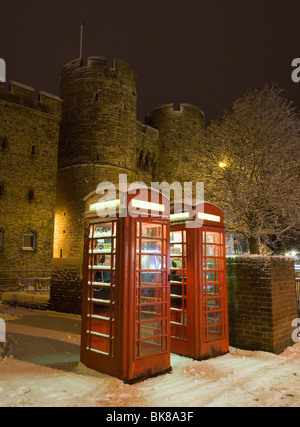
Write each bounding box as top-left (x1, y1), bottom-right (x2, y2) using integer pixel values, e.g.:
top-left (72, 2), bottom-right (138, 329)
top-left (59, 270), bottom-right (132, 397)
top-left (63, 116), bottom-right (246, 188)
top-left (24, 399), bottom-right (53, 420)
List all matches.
top-left (169, 201), bottom-right (229, 359)
top-left (81, 187), bottom-right (171, 383)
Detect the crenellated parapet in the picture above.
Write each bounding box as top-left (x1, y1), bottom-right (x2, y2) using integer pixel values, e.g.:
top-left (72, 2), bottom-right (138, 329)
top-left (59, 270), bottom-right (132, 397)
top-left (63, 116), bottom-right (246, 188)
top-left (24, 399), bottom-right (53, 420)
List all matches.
top-left (0, 81), bottom-right (62, 117)
top-left (61, 56), bottom-right (137, 89)
top-left (148, 103), bottom-right (205, 129)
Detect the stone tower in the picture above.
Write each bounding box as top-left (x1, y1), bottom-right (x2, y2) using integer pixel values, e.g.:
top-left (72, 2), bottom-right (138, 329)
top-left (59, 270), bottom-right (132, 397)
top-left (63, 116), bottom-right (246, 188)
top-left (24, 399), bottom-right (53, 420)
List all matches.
top-left (54, 57), bottom-right (139, 260)
top-left (148, 103), bottom-right (206, 185)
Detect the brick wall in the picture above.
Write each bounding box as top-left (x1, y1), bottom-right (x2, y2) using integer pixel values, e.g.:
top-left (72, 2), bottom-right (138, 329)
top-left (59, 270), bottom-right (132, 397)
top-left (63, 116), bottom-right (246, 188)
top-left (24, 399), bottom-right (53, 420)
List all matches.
top-left (227, 255), bottom-right (297, 354)
top-left (271, 257), bottom-right (298, 353)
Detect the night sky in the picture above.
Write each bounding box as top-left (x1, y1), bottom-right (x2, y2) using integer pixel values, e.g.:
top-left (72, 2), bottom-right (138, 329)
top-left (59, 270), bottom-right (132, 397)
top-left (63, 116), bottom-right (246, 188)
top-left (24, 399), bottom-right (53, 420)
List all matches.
top-left (1, 0), bottom-right (299, 123)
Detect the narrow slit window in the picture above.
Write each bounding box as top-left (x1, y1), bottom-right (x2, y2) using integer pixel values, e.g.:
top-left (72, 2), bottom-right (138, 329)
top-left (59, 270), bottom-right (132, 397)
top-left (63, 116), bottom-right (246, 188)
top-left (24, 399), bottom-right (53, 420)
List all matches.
top-left (28, 189), bottom-right (34, 201)
top-left (0, 228), bottom-right (3, 249)
top-left (2, 138), bottom-right (8, 150)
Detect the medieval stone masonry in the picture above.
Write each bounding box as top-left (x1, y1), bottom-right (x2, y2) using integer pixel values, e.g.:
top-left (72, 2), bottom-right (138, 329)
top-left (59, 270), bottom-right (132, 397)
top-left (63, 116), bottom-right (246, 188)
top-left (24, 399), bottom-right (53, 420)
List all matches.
top-left (0, 56), bottom-right (206, 274)
top-left (0, 80), bottom-right (61, 273)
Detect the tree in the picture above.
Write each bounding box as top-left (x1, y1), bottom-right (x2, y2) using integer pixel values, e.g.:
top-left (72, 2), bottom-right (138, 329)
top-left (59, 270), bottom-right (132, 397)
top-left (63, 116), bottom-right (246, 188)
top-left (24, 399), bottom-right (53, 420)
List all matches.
top-left (203, 85), bottom-right (300, 254)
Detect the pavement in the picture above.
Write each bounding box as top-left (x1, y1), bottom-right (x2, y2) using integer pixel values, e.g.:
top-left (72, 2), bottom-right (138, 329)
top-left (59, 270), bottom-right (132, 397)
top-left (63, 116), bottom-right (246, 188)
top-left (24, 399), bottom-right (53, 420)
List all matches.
top-left (1, 302), bottom-right (300, 407)
top-left (0, 303), bottom-right (81, 370)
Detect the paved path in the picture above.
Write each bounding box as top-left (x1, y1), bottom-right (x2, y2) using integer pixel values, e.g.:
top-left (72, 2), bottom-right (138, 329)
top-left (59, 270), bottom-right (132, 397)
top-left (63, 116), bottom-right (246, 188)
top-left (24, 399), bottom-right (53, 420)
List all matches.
top-left (0, 304), bottom-right (300, 407)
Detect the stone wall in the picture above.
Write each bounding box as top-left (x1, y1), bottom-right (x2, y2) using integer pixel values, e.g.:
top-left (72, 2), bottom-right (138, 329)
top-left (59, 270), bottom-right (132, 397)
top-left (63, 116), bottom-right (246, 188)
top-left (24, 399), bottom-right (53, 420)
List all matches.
top-left (136, 121), bottom-right (159, 186)
top-left (49, 258), bottom-right (82, 314)
top-left (53, 165), bottom-right (137, 260)
top-left (0, 81), bottom-right (61, 272)
top-left (227, 255), bottom-right (297, 354)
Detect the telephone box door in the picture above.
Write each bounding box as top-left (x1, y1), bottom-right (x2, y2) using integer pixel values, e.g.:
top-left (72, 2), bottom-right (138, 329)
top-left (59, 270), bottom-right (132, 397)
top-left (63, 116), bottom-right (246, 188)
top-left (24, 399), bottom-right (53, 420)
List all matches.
top-left (126, 219), bottom-right (170, 381)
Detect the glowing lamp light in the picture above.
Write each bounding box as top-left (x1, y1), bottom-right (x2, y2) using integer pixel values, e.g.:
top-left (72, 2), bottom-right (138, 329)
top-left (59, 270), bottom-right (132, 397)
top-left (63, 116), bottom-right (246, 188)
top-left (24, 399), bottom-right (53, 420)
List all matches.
top-left (285, 250), bottom-right (297, 258)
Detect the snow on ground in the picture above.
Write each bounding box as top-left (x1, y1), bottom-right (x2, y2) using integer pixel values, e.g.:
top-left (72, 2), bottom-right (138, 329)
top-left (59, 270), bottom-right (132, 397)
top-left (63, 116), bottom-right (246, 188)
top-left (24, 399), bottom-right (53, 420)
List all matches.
top-left (0, 303), bottom-right (300, 407)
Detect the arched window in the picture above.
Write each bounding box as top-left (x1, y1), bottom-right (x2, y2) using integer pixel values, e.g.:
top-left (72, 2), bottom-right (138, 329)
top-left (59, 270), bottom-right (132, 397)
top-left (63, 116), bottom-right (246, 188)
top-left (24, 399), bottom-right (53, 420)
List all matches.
top-left (22, 230), bottom-right (37, 251)
top-left (0, 228), bottom-right (3, 250)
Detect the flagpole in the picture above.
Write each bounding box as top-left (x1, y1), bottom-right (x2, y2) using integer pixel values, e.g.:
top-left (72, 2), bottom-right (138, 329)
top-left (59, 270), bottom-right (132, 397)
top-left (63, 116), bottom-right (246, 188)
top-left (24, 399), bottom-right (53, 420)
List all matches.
top-left (80, 15), bottom-right (85, 60)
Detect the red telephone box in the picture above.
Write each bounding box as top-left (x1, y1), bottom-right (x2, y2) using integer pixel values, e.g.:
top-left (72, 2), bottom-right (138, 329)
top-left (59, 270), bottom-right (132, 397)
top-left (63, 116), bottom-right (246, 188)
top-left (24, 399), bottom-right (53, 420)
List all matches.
top-left (81, 187), bottom-right (171, 383)
top-left (169, 201), bottom-right (229, 359)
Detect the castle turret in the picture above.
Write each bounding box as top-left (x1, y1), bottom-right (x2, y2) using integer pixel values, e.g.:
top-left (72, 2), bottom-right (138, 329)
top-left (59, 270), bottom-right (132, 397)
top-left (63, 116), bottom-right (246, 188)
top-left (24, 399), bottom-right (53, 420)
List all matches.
top-left (59, 57), bottom-right (138, 170)
top-left (54, 57), bottom-right (139, 259)
top-left (148, 103), bottom-right (206, 185)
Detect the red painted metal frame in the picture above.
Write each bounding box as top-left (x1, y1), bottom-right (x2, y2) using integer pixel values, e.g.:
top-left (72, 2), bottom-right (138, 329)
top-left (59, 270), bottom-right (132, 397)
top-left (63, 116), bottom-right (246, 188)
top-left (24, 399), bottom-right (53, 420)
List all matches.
top-left (170, 202), bottom-right (229, 359)
top-left (81, 188), bottom-right (171, 383)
